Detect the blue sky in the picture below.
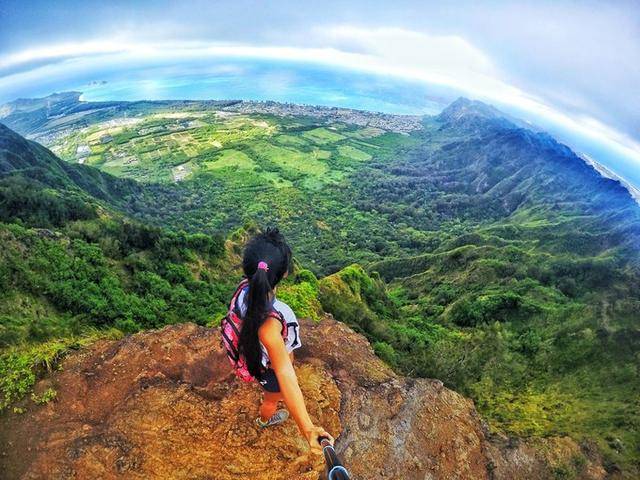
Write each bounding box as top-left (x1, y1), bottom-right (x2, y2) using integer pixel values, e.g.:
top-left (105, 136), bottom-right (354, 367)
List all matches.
top-left (1, 0), bottom-right (639, 189)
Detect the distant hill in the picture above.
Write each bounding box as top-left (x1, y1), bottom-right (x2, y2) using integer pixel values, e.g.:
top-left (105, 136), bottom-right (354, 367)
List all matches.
top-left (0, 122), bottom-right (141, 214)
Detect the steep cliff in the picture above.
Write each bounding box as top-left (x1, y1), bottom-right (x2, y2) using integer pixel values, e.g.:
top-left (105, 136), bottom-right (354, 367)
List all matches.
top-left (0, 317), bottom-right (607, 480)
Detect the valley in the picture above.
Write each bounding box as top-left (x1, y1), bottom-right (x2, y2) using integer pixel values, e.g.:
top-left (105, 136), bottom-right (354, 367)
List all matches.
top-left (1, 92), bottom-right (639, 477)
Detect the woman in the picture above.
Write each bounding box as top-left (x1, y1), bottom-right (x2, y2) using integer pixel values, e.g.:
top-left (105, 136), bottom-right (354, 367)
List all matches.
top-left (225, 227), bottom-right (333, 454)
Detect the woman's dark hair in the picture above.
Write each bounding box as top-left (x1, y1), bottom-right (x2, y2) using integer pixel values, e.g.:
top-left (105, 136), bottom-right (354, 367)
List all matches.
top-left (238, 227), bottom-right (292, 379)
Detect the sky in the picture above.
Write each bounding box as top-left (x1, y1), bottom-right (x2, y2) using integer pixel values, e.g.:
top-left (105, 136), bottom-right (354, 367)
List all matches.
top-left (0, 0), bottom-right (639, 189)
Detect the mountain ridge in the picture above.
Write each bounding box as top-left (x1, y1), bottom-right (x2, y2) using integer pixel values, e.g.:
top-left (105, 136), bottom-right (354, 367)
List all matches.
top-left (437, 96), bottom-right (506, 122)
top-left (1, 91), bottom-right (637, 207)
top-left (0, 318), bottom-right (609, 480)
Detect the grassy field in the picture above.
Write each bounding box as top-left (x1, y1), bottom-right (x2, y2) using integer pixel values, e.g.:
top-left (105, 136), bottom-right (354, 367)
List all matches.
top-left (49, 112), bottom-right (385, 187)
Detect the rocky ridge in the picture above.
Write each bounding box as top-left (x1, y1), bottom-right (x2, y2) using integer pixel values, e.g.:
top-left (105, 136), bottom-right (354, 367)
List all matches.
top-left (0, 317), bottom-right (607, 479)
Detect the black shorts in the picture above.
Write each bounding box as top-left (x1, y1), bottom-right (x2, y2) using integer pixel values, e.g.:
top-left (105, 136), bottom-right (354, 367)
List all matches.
top-left (258, 368), bottom-right (280, 393)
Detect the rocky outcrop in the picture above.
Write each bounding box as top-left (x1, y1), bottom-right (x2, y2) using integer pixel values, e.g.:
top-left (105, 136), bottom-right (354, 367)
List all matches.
top-left (0, 317), bottom-right (607, 479)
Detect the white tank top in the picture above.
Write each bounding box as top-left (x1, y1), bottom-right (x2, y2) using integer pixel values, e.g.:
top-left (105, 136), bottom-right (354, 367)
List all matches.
top-left (236, 287), bottom-right (302, 367)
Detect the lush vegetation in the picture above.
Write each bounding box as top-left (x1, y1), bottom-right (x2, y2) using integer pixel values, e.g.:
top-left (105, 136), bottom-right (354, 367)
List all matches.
top-left (0, 123), bottom-right (244, 412)
top-left (1, 94), bottom-right (639, 475)
top-left (317, 251), bottom-right (639, 473)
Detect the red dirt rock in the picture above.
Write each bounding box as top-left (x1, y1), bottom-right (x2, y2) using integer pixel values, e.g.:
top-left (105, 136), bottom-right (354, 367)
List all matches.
top-left (0, 317), bottom-right (607, 479)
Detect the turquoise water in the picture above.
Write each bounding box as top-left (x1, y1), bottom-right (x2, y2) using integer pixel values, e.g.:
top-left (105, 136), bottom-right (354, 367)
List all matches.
top-left (5, 59), bottom-right (449, 115)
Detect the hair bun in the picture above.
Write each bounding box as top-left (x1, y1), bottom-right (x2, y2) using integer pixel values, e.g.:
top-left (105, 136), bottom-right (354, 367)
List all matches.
top-left (264, 226), bottom-right (281, 241)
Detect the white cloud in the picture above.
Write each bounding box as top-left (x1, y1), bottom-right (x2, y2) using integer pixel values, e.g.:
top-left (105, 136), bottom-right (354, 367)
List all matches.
top-left (0, 39), bottom-right (135, 70)
top-left (318, 26), bottom-right (496, 78)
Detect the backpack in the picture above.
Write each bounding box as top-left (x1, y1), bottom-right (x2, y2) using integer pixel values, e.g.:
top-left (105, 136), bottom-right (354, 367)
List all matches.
top-left (220, 279), bottom-right (288, 382)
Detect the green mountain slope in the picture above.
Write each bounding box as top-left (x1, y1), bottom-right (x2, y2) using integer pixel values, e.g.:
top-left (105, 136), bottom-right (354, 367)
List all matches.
top-left (2, 93), bottom-right (640, 475)
top-left (324, 101), bottom-right (640, 472)
top-left (0, 122), bottom-right (144, 226)
top-left (0, 124), bottom-right (232, 403)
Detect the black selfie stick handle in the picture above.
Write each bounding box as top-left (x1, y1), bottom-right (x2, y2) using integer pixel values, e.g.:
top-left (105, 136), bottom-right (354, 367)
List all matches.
top-left (317, 436), bottom-right (350, 480)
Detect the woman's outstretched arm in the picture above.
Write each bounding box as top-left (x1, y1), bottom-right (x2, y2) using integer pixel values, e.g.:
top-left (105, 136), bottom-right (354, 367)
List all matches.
top-left (258, 317), bottom-right (333, 452)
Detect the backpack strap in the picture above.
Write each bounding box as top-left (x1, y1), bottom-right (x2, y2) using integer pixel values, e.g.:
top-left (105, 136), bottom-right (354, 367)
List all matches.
top-left (228, 278), bottom-right (288, 338)
top-left (266, 308), bottom-right (288, 339)
top-left (229, 278), bottom-right (249, 312)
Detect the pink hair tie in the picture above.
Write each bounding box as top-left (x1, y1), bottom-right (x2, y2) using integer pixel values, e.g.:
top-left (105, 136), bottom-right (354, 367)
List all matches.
top-left (257, 261), bottom-right (269, 271)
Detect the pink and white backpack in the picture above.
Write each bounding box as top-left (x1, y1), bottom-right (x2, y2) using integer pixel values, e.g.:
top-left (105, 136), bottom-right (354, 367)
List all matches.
top-left (220, 279), bottom-right (287, 382)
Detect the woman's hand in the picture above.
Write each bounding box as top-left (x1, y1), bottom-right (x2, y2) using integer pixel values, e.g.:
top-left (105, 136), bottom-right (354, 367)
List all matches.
top-left (304, 425), bottom-right (334, 454)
